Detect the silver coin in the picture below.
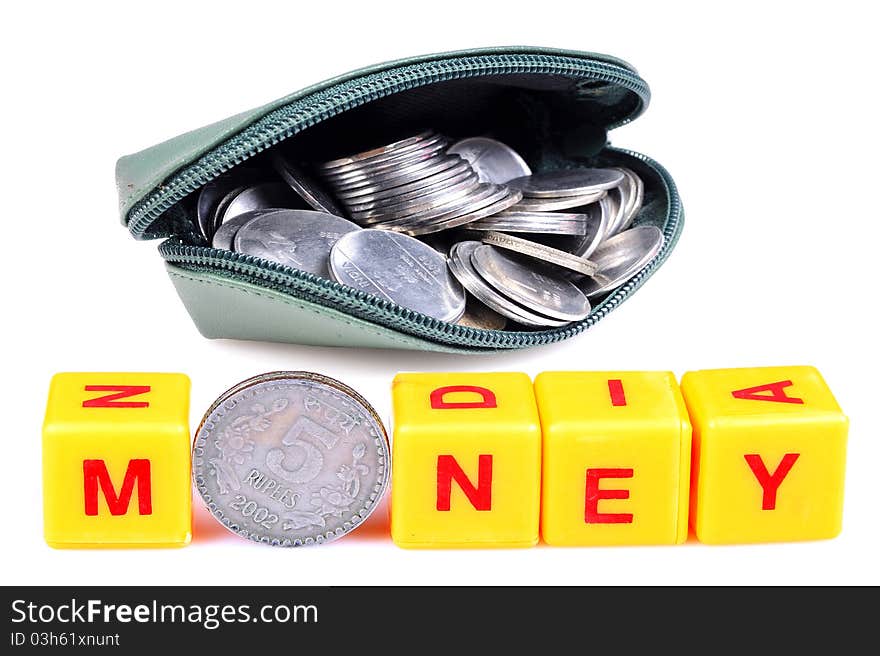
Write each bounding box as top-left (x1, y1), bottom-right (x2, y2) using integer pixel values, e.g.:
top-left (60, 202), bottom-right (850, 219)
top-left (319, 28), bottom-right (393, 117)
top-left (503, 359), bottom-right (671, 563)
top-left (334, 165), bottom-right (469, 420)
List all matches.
top-left (327, 152), bottom-right (455, 193)
top-left (511, 190), bottom-right (606, 212)
top-left (472, 245), bottom-right (591, 321)
top-left (330, 155), bottom-right (463, 194)
top-left (447, 137), bottom-right (531, 184)
top-left (566, 199), bottom-right (609, 258)
top-left (446, 242), bottom-right (567, 327)
top-left (234, 209), bottom-right (360, 279)
top-left (197, 177), bottom-right (233, 240)
top-left (602, 185), bottom-right (626, 238)
top-left (480, 231), bottom-right (599, 276)
top-left (506, 169), bottom-right (625, 198)
top-left (485, 210), bottom-right (588, 223)
top-left (608, 168), bottom-right (636, 235)
top-left (192, 371), bottom-right (389, 547)
top-left (320, 135), bottom-right (451, 178)
top-left (322, 141), bottom-right (449, 183)
top-left (604, 168), bottom-right (643, 237)
top-left (402, 193), bottom-right (523, 236)
top-left (271, 153), bottom-right (346, 216)
top-left (329, 229), bottom-right (466, 322)
top-left (345, 169), bottom-right (479, 212)
top-left (220, 182), bottom-right (303, 223)
top-left (212, 210), bottom-right (269, 251)
top-left (456, 298), bottom-right (508, 331)
top-left (318, 131), bottom-right (441, 170)
top-left (614, 168), bottom-right (643, 235)
top-left (370, 183), bottom-right (503, 228)
top-left (631, 170), bottom-right (645, 222)
top-left (393, 187), bottom-right (523, 237)
top-left (577, 225), bottom-right (665, 297)
top-left (465, 219), bottom-right (586, 235)
top-left (354, 179), bottom-right (484, 224)
top-left (212, 185), bottom-right (249, 235)
top-left (468, 211), bottom-right (588, 236)
top-left (335, 159), bottom-right (472, 201)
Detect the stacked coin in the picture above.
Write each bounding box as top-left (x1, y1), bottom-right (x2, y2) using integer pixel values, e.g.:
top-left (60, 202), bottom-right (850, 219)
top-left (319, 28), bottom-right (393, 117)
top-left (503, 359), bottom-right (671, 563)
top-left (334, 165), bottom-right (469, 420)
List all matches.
top-left (465, 211), bottom-right (590, 236)
top-left (506, 168), bottom-right (623, 210)
top-left (447, 242), bottom-right (591, 328)
top-left (194, 130), bottom-right (662, 330)
top-left (314, 131), bottom-right (523, 236)
top-left (192, 371), bottom-right (389, 547)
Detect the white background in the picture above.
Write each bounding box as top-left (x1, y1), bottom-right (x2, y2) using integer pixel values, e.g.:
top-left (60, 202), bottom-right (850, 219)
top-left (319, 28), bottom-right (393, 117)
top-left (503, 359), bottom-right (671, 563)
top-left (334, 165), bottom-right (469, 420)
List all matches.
top-left (2, 1), bottom-right (877, 586)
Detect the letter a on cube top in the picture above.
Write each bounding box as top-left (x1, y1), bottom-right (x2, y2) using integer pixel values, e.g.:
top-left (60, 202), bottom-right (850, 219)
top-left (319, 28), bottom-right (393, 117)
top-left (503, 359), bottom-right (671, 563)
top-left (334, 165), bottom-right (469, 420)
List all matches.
top-left (681, 366), bottom-right (848, 544)
top-left (535, 372), bottom-right (692, 546)
top-left (390, 372), bottom-right (541, 548)
top-left (42, 373), bottom-right (192, 548)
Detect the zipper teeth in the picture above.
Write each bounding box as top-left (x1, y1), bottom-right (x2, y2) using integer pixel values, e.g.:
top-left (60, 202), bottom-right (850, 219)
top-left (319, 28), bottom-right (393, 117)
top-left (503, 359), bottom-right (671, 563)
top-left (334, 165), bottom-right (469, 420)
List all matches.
top-left (129, 53), bottom-right (648, 239)
top-left (160, 147), bottom-right (682, 350)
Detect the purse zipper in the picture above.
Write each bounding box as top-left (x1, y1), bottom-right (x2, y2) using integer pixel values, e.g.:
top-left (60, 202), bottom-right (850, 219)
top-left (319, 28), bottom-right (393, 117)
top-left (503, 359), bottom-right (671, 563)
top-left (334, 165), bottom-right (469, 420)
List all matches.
top-left (141, 51), bottom-right (678, 350)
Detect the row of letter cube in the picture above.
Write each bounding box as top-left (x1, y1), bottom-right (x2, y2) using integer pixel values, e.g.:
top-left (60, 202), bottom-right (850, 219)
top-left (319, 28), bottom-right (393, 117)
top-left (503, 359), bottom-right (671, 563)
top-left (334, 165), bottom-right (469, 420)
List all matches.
top-left (391, 367), bottom-right (847, 548)
top-left (42, 366), bottom-right (847, 548)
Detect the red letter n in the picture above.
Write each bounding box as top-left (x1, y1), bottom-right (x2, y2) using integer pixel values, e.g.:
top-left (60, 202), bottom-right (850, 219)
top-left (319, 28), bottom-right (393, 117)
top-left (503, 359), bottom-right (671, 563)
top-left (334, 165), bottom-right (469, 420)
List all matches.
top-left (585, 468), bottom-right (634, 524)
top-left (744, 453), bottom-right (800, 510)
top-left (83, 459), bottom-right (152, 516)
top-left (436, 455), bottom-right (493, 511)
top-left (82, 385), bottom-right (151, 409)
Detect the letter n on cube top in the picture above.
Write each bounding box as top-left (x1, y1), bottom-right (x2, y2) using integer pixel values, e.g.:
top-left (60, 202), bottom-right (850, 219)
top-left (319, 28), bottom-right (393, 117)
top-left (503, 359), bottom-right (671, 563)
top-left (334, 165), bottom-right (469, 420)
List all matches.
top-left (681, 366), bottom-right (848, 545)
top-left (390, 372), bottom-right (541, 548)
top-left (42, 372), bottom-right (192, 548)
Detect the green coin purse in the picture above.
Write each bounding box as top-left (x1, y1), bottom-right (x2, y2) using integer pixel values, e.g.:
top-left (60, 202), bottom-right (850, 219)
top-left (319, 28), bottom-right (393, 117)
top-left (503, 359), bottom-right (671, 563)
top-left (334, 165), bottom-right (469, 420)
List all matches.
top-left (115, 46), bottom-right (683, 352)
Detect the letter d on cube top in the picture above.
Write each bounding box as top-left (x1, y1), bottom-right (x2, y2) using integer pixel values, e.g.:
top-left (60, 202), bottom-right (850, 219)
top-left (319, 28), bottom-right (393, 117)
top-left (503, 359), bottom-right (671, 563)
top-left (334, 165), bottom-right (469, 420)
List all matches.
top-left (391, 373), bottom-right (541, 548)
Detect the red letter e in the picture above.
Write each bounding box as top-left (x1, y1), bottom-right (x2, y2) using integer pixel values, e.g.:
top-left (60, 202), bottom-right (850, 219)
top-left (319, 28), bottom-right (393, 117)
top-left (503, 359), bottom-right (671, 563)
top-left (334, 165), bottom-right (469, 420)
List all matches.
top-left (585, 468), bottom-right (634, 524)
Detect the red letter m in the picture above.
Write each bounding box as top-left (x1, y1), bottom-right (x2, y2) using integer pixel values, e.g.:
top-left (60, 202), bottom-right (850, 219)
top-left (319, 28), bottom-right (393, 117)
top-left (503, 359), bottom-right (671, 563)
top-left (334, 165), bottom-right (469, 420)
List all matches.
top-left (83, 459), bottom-right (152, 516)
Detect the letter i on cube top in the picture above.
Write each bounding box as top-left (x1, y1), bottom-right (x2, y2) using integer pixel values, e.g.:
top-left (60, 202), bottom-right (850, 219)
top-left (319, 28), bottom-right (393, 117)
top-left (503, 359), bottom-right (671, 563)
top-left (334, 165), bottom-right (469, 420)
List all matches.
top-left (535, 372), bottom-right (692, 546)
top-left (391, 373), bottom-right (542, 548)
top-left (681, 366), bottom-right (848, 544)
top-left (42, 373), bottom-right (192, 548)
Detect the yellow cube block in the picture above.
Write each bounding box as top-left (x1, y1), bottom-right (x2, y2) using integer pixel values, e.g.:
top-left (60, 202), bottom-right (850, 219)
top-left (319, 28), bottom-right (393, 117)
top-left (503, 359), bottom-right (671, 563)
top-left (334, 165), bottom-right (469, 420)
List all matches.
top-left (535, 371), bottom-right (692, 546)
top-left (390, 372), bottom-right (541, 548)
top-left (42, 372), bottom-right (192, 548)
top-left (681, 366), bottom-right (848, 544)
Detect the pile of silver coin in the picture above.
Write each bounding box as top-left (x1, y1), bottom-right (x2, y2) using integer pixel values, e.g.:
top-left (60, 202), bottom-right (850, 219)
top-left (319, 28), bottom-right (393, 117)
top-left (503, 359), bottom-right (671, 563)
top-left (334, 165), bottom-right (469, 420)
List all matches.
top-left (316, 131), bottom-right (523, 234)
top-left (195, 131), bottom-right (663, 329)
